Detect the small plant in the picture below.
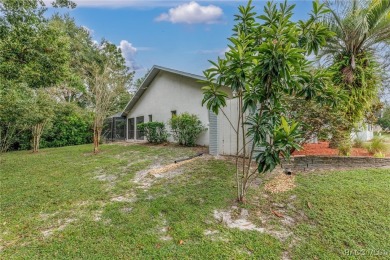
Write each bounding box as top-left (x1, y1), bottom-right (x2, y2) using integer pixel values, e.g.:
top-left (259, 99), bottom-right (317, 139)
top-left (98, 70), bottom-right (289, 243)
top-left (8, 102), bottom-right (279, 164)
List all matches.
top-left (373, 152), bottom-right (385, 158)
top-left (338, 139), bottom-right (352, 156)
top-left (137, 122), bottom-right (168, 144)
top-left (352, 138), bottom-right (364, 148)
top-left (367, 137), bottom-right (387, 154)
top-left (169, 113), bottom-right (206, 147)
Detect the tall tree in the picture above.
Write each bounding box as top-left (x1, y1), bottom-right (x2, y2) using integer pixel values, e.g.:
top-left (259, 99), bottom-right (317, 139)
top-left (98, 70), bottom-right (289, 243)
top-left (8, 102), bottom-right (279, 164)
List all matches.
top-left (0, 0), bottom-right (75, 89)
top-left (47, 14), bottom-right (93, 105)
top-left (320, 0), bottom-right (390, 145)
top-left (0, 0), bottom-right (76, 152)
top-left (87, 41), bottom-right (133, 153)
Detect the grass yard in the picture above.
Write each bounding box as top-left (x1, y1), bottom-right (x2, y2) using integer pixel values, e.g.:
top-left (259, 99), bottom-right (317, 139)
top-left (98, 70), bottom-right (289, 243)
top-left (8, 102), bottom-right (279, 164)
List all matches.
top-left (1, 144), bottom-right (389, 259)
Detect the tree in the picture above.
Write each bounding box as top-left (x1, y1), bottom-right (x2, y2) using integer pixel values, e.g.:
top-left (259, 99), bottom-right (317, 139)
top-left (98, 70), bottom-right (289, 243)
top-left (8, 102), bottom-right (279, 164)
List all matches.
top-left (46, 14), bottom-right (93, 106)
top-left (378, 105), bottom-right (390, 130)
top-left (0, 84), bottom-right (31, 152)
top-left (28, 89), bottom-right (55, 152)
top-left (320, 0), bottom-right (390, 146)
top-left (0, 0), bottom-right (76, 152)
top-left (131, 69), bottom-right (150, 92)
top-left (0, 0), bottom-right (75, 89)
top-left (202, 0), bottom-right (332, 202)
top-left (86, 41), bottom-right (133, 153)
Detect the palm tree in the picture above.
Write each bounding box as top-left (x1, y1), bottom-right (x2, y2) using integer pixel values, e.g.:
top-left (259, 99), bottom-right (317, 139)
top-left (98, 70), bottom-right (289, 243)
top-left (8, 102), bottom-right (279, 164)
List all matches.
top-left (320, 0), bottom-right (390, 146)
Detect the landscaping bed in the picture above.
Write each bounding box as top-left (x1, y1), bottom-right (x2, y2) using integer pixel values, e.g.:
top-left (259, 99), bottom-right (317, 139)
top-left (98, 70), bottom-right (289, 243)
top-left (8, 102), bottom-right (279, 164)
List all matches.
top-left (293, 141), bottom-right (389, 157)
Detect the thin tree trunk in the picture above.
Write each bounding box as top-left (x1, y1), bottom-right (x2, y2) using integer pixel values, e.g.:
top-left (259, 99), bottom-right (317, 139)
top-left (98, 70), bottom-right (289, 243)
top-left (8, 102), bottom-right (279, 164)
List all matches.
top-left (32, 123), bottom-right (44, 153)
top-left (239, 94), bottom-right (247, 202)
top-left (235, 95), bottom-right (242, 202)
top-left (93, 118), bottom-right (102, 154)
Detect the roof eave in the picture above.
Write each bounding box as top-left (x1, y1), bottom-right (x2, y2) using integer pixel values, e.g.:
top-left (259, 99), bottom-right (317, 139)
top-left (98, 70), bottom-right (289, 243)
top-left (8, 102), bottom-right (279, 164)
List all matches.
top-left (120, 65), bottom-right (206, 117)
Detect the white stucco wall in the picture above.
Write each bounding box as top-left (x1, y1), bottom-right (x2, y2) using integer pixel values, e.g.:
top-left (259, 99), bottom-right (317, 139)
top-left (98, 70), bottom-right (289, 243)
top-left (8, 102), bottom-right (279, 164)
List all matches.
top-left (351, 124), bottom-right (374, 141)
top-left (126, 71), bottom-right (210, 145)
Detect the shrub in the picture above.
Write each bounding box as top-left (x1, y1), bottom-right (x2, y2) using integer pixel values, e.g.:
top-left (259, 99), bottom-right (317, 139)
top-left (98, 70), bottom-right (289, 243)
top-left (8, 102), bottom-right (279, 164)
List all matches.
top-left (40, 103), bottom-right (93, 148)
top-left (353, 138), bottom-right (364, 148)
top-left (338, 139), bottom-right (352, 156)
top-left (367, 136), bottom-right (387, 154)
top-left (137, 122), bottom-right (168, 144)
top-left (373, 152), bottom-right (385, 158)
top-left (169, 113), bottom-right (206, 147)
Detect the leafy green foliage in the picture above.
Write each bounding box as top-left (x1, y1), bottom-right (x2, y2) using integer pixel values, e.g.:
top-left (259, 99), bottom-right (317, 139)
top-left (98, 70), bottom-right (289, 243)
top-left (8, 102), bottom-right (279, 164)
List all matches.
top-left (320, 0), bottom-right (390, 139)
top-left (352, 138), bottom-right (364, 148)
top-left (377, 105), bottom-right (390, 130)
top-left (338, 139), bottom-right (352, 156)
top-left (367, 136), bottom-right (388, 154)
top-left (41, 103), bottom-right (93, 148)
top-left (0, 84), bottom-right (32, 152)
top-left (137, 122), bottom-right (168, 144)
top-left (0, 0), bottom-right (74, 89)
top-left (169, 113), bottom-right (206, 147)
top-left (254, 117), bottom-right (302, 172)
top-left (202, 0), bottom-right (332, 201)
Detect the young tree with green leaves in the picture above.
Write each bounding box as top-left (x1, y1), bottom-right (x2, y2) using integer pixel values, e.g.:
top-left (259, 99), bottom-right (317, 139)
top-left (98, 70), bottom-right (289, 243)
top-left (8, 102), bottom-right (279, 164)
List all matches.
top-left (86, 41), bottom-right (133, 153)
top-left (202, 0), bottom-right (333, 202)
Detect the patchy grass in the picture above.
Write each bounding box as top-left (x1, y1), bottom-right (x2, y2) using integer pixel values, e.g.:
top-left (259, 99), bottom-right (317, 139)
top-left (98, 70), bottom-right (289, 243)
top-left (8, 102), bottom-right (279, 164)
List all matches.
top-left (0, 144), bottom-right (281, 259)
top-left (251, 168), bottom-right (390, 259)
top-left (1, 144), bottom-right (389, 259)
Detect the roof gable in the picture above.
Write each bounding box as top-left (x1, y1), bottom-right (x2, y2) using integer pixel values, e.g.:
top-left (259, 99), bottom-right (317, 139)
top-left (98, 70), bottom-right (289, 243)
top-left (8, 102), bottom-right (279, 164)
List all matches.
top-left (121, 65), bottom-right (205, 116)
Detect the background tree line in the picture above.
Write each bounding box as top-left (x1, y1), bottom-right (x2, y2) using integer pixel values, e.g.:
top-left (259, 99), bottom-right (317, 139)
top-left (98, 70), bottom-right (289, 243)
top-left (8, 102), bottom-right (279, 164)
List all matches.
top-left (0, 0), bottom-right (134, 153)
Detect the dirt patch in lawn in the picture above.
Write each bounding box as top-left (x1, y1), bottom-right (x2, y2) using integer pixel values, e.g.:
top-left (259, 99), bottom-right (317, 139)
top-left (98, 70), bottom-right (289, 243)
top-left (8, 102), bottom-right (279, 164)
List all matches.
top-left (264, 174), bottom-right (296, 193)
top-left (133, 157), bottom-right (203, 190)
top-left (41, 218), bottom-right (77, 238)
top-left (214, 206), bottom-right (265, 232)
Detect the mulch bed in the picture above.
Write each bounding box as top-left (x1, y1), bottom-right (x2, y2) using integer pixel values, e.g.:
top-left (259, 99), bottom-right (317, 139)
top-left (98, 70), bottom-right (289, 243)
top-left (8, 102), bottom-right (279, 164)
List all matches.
top-left (264, 174), bottom-right (296, 193)
top-left (293, 141), bottom-right (371, 157)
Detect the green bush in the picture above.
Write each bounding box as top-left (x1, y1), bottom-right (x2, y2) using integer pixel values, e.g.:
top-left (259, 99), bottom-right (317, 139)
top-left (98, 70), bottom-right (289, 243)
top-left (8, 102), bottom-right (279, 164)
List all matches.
top-left (40, 103), bottom-right (93, 148)
top-left (137, 122), bottom-right (168, 144)
top-left (377, 106), bottom-right (390, 130)
top-left (352, 138), bottom-right (364, 148)
top-left (338, 139), bottom-right (352, 156)
top-left (373, 152), bottom-right (385, 158)
top-left (367, 136), bottom-right (388, 154)
top-left (169, 113), bottom-right (206, 147)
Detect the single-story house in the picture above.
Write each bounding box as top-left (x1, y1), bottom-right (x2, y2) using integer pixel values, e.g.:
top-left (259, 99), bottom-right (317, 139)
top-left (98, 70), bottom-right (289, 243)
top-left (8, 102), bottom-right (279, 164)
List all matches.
top-left (120, 65), bottom-right (231, 155)
top-left (117, 65), bottom-right (374, 156)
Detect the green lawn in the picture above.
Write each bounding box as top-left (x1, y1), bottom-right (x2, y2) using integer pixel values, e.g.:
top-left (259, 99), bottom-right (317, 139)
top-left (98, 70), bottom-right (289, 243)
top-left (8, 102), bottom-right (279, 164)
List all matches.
top-left (1, 144), bottom-right (389, 259)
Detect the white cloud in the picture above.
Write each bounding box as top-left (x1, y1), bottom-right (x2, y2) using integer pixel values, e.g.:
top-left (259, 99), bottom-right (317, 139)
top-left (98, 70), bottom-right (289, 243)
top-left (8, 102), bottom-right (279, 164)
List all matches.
top-left (118, 40), bottom-right (141, 70)
top-left (156, 1), bottom-right (223, 24)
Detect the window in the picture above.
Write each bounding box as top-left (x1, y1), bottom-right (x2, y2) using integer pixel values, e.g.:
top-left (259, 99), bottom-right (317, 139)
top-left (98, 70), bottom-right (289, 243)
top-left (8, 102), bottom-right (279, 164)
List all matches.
top-left (171, 110), bottom-right (177, 117)
top-left (148, 114), bottom-right (152, 122)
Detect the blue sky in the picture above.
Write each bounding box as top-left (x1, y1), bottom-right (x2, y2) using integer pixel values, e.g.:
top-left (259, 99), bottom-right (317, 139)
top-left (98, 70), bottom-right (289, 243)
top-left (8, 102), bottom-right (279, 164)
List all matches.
top-left (49, 0), bottom-right (314, 78)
